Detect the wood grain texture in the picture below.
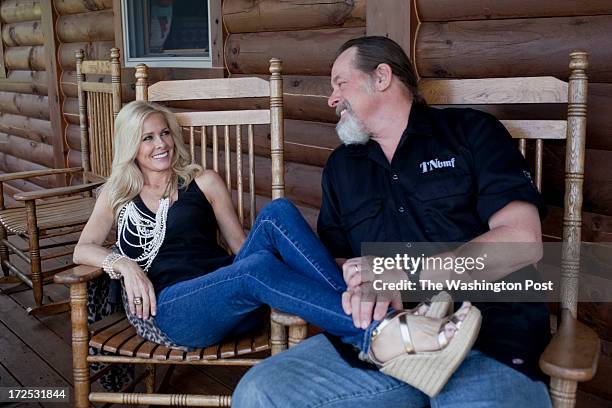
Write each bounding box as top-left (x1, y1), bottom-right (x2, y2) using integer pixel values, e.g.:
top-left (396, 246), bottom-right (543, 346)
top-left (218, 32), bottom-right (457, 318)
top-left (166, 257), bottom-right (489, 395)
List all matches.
top-left (225, 27), bottom-right (365, 75)
top-left (0, 70), bottom-right (47, 94)
top-left (56, 9), bottom-right (114, 42)
top-left (58, 40), bottom-right (114, 69)
top-left (55, 0), bottom-right (112, 15)
top-left (416, 0), bottom-right (612, 22)
top-left (148, 77), bottom-right (270, 101)
top-left (416, 16), bottom-right (612, 81)
top-left (0, 0), bottom-right (41, 24)
top-left (366, 0), bottom-right (411, 50)
top-left (223, 0), bottom-right (365, 33)
top-left (1, 20), bottom-right (43, 47)
top-left (3, 45), bottom-right (46, 70)
top-left (0, 91), bottom-right (49, 119)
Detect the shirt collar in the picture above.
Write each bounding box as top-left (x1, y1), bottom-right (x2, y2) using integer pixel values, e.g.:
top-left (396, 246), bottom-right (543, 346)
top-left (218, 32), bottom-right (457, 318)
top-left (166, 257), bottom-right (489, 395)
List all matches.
top-left (344, 103), bottom-right (434, 158)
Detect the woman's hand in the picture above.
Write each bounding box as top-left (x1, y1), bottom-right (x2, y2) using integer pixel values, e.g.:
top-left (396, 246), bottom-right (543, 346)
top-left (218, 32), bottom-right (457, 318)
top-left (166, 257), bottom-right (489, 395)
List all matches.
top-left (116, 258), bottom-right (157, 320)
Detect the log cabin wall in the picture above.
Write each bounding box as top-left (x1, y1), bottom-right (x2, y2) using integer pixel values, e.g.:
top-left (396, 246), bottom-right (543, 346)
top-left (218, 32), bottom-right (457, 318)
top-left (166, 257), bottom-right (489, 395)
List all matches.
top-left (0, 0), bottom-right (57, 203)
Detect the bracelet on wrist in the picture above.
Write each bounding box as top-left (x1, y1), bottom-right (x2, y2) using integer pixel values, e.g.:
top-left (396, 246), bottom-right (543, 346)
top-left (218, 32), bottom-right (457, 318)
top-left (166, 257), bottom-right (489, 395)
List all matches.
top-left (102, 252), bottom-right (126, 279)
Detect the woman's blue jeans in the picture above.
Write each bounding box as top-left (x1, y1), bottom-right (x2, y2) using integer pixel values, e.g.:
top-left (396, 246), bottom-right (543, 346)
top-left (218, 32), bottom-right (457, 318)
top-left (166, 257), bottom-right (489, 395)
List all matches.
top-left (155, 198), bottom-right (375, 351)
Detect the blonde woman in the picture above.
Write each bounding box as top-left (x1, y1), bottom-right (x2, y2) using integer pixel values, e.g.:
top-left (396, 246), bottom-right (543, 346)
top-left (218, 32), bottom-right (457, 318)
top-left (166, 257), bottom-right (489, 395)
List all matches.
top-left (74, 101), bottom-right (480, 397)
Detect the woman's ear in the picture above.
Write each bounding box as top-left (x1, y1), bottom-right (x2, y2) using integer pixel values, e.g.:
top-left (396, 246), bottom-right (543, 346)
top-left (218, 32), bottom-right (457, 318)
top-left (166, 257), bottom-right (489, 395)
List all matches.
top-left (374, 63), bottom-right (393, 91)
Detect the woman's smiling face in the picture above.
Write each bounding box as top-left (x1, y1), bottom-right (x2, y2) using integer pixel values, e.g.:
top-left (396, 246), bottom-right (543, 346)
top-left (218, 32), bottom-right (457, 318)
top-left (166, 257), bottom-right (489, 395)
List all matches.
top-left (136, 112), bottom-right (175, 173)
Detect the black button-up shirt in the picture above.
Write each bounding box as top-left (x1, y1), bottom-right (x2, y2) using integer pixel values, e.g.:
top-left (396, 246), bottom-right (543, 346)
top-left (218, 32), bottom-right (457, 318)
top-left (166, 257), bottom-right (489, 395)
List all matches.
top-left (318, 103), bottom-right (550, 380)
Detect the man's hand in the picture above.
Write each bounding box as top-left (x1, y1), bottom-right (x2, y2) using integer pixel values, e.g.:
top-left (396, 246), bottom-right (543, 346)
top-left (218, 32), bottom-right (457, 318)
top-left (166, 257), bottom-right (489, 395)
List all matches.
top-left (342, 282), bottom-right (403, 329)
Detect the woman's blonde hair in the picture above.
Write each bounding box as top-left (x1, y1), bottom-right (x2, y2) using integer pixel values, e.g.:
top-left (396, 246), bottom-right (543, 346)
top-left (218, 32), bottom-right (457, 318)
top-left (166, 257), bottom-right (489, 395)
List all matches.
top-left (104, 100), bottom-right (201, 221)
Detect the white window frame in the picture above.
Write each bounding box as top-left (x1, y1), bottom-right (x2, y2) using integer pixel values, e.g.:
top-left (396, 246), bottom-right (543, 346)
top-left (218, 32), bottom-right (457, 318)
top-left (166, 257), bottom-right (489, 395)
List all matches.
top-left (121, 0), bottom-right (213, 68)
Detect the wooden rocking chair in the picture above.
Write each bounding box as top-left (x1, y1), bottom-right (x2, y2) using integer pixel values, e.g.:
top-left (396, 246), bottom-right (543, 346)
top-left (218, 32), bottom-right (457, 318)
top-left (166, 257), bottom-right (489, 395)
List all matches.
top-left (55, 59), bottom-right (308, 407)
top-left (420, 52), bottom-right (600, 408)
top-left (0, 48), bottom-right (122, 316)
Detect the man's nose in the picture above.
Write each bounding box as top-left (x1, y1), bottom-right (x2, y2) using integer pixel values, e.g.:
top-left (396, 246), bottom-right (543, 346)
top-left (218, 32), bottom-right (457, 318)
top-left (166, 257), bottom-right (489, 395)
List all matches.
top-left (328, 91), bottom-right (340, 108)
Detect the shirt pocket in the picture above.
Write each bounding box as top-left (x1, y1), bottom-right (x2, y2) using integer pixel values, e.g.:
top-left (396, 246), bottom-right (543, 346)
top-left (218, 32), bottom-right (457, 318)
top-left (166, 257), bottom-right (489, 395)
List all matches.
top-left (341, 198), bottom-right (383, 230)
top-left (413, 172), bottom-right (472, 202)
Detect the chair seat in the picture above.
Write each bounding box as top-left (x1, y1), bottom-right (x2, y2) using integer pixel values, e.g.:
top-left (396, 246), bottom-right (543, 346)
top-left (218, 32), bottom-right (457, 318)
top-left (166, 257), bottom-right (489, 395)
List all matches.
top-left (89, 313), bottom-right (271, 361)
top-left (0, 196), bottom-right (96, 234)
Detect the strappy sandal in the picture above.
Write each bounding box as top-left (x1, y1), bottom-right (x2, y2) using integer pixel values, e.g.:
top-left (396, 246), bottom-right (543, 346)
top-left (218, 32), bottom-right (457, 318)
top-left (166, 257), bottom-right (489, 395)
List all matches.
top-left (369, 305), bottom-right (481, 397)
top-left (410, 291), bottom-right (453, 319)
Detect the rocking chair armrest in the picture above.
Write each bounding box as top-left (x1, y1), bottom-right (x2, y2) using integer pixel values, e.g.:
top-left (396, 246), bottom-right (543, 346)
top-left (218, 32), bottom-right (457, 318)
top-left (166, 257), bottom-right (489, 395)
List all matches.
top-left (539, 309), bottom-right (601, 382)
top-left (271, 308), bottom-right (307, 326)
top-left (0, 167), bottom-right (83, 183)
top-left (54, 265), bottom-right (105, 284)
top-left (13, 181), bottom-right (103, 201)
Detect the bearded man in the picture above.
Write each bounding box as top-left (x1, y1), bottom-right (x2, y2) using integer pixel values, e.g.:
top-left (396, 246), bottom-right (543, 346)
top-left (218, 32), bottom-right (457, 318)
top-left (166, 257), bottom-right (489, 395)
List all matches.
top-left (232, 36), bottom-right (552, 408)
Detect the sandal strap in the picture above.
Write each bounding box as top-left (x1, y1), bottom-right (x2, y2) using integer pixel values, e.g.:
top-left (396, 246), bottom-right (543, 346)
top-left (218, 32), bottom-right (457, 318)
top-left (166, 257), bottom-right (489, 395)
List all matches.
top-left (398, 313), bottom-right (415, 354)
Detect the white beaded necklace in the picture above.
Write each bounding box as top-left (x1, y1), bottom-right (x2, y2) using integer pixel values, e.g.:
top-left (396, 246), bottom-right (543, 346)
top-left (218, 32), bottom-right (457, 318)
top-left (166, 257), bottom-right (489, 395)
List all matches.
top-left (117, 180), bottom-right (173, 272)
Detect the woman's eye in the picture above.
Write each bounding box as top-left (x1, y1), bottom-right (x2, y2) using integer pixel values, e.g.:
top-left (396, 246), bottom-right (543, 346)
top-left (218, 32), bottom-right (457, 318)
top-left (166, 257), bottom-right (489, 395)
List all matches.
top-left (162, 130), bottom-right (171, 136)
top-left (143, 135), bottom-right (153, 141)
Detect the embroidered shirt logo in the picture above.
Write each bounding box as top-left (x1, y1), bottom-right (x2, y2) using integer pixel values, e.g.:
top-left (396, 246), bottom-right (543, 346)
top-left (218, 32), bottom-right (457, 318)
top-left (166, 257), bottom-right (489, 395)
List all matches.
top-left (419, 157), bottom-right (456, 173)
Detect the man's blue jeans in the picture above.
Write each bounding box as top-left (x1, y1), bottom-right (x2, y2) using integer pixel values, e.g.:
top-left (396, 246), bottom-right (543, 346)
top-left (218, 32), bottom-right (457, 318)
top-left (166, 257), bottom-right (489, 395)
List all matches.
top-left (155, 198), bottom-right (375, 351)
top-left (232, 334), bottom-right (552, 408)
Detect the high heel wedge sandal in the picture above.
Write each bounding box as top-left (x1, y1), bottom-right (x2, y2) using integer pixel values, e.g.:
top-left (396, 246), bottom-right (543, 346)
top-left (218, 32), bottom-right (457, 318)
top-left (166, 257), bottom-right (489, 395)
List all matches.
top-left (369, 304), bottom-right (482, 397)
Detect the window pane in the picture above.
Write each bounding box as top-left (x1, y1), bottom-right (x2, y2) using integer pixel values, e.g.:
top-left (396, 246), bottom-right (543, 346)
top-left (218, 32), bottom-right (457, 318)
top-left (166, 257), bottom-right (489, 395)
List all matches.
top-left (127, 0), bottom-right (209, 59)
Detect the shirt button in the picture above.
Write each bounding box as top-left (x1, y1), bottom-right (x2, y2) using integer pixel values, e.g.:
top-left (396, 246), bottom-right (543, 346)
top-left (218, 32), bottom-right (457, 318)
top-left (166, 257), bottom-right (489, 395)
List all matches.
top-left (392, 174), bottom-right (399, 181)
top-left (398, 206), bottom-right (405, 213)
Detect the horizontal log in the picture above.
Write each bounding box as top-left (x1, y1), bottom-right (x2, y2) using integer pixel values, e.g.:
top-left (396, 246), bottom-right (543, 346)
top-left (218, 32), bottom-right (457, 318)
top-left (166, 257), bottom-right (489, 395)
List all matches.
top-left (0, 132), bottom-right (55, 167)
top-left (68, 149), bottom-right (81, 167)
top-left (223, 0), bottom-right (365, 33)
top-left (62, 97), bottom-right (80, 125)
top-left (0, 112), bottom-right (53, 143)
top-left (542, 145), bottom-right (612, 217)
top-left (543, 206), bottom-right (612, 244)
top-left (55, 0), bottom-right (113, 15)
top-left (4, 45), bottom-right (46, 71)
top-left (0, 152), bottom-right (54, 189)
top-left (586, 83), bottom-right (612, 151)
top-left (416, 15), bottom-right (612, 82)
top-left (225, 27), bottom-right (365, 75)
top-left (417, 0), bottom-right (612, 22)
top-left (0, 91), bottom-right (49, 119)
top-left (57, 10), bottom-right (114, 43)
top-left (66, 123), bottom-right (80, 151)
top-left (58, 41), bottom-right (114, 70)
top-left (0, 0), bottom-right (41, 24)
top-left (2, 20), bottom-right (43, 46)
top-left (0, 70), bottom-right (47, 95)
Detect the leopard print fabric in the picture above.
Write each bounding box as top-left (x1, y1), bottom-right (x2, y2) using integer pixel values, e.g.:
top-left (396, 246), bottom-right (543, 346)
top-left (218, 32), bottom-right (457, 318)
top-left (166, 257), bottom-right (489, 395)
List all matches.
top-left (120, 284), bottom-right (191, 351)
top-left (87, 275), bottom-right (134, 391)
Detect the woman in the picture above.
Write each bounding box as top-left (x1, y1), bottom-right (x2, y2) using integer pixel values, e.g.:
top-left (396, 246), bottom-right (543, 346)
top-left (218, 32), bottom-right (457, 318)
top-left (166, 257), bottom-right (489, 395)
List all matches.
top-left (74, 100), bottom-right (480, 397)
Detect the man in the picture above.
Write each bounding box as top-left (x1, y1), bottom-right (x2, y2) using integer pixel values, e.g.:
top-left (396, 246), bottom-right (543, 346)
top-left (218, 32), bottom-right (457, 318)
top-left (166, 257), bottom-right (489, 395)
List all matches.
top-left (233, 36), bottom-right (552, 407)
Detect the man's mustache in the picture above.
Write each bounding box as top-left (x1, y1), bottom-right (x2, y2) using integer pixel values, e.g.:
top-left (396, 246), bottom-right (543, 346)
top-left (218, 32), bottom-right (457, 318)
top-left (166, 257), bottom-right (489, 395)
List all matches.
top-left (335, 101), bottom-right (352, 118)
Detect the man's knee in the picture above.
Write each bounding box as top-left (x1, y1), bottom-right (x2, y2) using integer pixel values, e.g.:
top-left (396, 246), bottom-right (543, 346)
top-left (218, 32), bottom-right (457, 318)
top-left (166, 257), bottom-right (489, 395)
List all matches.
top-left (232, 358), bottom-right (289, 407)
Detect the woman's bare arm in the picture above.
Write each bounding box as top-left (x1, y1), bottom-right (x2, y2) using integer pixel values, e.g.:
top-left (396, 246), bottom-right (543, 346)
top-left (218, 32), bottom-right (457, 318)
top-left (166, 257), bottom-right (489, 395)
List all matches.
top-left (195, 170), bottom-right (246, 255)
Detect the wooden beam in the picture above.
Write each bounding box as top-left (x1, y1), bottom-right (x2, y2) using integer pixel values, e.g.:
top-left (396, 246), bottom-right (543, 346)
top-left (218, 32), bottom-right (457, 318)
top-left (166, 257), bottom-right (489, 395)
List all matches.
top-left (366, 0), bottom-right (411, 52)
top-left (0, 19), bottom-right (6, 78)
top-left (40, 0), bottom-right (67, 185)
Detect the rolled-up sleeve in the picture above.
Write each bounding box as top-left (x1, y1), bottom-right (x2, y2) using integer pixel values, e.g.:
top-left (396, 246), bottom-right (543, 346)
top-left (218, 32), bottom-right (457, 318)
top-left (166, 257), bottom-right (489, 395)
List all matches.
top-left (466, 111), bottom-right (547, 224)
top-left (317, 166), bottom-right (353, 258)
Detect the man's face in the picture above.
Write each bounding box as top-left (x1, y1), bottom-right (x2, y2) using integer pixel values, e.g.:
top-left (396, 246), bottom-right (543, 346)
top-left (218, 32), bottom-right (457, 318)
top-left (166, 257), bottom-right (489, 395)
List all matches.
top-left (328, 48), bottom-right (375, 145)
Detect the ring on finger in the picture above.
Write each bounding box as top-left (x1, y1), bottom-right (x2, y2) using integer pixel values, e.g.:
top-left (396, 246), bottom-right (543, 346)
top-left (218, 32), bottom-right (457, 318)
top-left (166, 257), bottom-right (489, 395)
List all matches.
top-left (133, 296), bottom-right (143, 305)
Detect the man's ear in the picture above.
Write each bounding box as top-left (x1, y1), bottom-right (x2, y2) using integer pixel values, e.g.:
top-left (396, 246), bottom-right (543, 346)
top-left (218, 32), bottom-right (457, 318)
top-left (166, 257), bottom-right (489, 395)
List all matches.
top-left (374, 63), bottom-right (393, 91)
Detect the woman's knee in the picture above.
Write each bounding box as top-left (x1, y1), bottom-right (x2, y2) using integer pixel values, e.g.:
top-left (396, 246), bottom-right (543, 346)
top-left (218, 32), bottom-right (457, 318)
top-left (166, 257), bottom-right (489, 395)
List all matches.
top-left (259, 197), bottom-right (299, 219)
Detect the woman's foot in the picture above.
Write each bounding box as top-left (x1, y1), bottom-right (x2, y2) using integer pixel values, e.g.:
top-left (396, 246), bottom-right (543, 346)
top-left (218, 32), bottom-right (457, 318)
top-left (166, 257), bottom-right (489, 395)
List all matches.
top-left (370, 302), bottom-right (472, 364)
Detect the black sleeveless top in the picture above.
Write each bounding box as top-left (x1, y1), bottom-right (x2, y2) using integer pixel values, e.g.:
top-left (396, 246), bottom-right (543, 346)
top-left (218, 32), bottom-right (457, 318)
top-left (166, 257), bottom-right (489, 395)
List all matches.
top-left (118, 181), bottom-right (234, 294)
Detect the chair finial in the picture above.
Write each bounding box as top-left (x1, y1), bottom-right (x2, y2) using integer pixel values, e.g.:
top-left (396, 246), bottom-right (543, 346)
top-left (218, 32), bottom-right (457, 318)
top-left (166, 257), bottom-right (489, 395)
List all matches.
top-left (269, 58), bottom-right (282, 75)
top-left (569, 51), bottom-right (588, 71)
top-left (75, 49), bottom-right (84, 61)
